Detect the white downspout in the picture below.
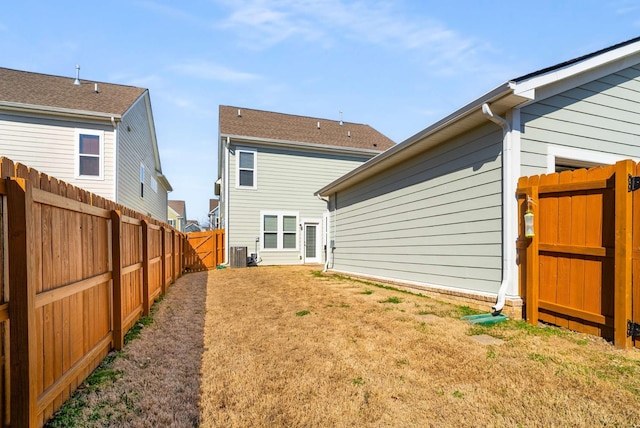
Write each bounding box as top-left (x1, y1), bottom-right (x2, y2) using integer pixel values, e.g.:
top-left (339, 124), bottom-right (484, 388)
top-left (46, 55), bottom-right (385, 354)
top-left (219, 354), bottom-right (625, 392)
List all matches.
top-left (224, 136), bottom-right (230, 265)
top-left (481, 103), bottom-right (515, 314)
top-left (316, 194), bottom-right (330, 272)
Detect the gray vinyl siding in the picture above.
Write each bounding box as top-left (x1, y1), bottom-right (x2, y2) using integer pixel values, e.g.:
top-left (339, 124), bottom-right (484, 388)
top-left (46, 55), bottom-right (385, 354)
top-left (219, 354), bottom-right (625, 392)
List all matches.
top-left (116, 95), bottom-right (168, 221)
top-left (0, 112), bottom-right (115, 199)
top-left (329, 122), bottom-right (504, 294)
top-left (520, 64), bottom-right (640, 175)
top-left (228, 143), bottom-right (372, 265)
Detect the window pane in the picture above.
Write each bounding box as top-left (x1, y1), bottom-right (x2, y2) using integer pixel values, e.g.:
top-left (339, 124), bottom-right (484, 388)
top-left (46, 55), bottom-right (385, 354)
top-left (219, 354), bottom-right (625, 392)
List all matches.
top-left (239, 170), bottom-right (254, 187)
top-left (80, 134), bottom-right (100, 155)
top-left (264, 215), bottom-right (277, 232)
top-left (239, 152), bottom-right (254, 169)
top-left (283, 233), bottom-right (296, 249)
top-left (283, 216), bottom-right (296, 232)
top-left (79, 156), bottom-right (99, 176)
top-left (264, 233), bottom-right (277, 248)
top-left (306, 226), bottom-right (316, 257)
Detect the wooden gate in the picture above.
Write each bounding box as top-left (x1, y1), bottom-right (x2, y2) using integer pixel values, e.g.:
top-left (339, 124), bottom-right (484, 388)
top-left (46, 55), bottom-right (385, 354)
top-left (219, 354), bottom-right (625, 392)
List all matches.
top-left (517, 160), bottom-right (635, 349)
top-left (185, 230), bottom-right (225, 271)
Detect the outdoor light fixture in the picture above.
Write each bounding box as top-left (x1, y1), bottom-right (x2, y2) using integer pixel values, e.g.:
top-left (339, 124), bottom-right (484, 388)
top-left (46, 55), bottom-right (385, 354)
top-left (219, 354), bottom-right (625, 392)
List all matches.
top-left (524, 196), bottom-right (535, 238)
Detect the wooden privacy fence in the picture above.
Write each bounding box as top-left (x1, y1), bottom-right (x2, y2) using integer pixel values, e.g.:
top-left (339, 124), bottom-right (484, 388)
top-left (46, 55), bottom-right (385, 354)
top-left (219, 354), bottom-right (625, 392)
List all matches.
top-left (184, 230), bottom-right (225, 271)
top-left (0, 157), bottom-right (188, 427)
top-left (517, 159), bottom-right (638, 349)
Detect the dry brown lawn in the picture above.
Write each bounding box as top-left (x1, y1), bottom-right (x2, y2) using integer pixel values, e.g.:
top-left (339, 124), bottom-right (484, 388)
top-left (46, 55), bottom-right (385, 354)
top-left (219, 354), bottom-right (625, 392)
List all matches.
top-left (49, 265), bottom-right (640, 427)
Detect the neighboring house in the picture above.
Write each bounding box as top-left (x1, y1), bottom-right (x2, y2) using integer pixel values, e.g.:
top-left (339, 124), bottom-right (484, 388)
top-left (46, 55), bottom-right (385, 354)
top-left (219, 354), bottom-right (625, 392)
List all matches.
top-left (208, 198), bottom-right (220, 229)
top-left (168, 200), bottom-right (186, 231)
top-left (316, 36), bottom-right (640, 317)
top-left (0, 67), bottom-right (172, 220)
top-left (184, 220), bottom-right (202, 233)
top-left (216, 105), bottom-right (395, 265)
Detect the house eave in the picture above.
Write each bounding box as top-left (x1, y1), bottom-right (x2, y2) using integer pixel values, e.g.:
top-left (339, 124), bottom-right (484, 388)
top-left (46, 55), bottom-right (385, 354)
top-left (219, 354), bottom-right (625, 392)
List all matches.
top-left (316, 82), bottom-right (529, 196)
top-left (0, 101), bottom-right (122, 122)
top-left (220, 134), bottom-right (385, 157)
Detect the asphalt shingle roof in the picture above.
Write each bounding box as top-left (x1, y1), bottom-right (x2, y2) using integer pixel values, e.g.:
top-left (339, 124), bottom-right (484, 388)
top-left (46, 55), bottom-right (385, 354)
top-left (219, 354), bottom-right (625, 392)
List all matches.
top-left (219, 105), bottom-right (395, 152)
top-left (0, 67), bottom-right (146, 116)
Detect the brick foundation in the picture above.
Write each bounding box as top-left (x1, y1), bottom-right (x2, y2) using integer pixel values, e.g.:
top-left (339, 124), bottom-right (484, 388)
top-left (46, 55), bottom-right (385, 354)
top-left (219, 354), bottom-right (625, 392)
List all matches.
top-left (331, 271), bottom-right (524, 320)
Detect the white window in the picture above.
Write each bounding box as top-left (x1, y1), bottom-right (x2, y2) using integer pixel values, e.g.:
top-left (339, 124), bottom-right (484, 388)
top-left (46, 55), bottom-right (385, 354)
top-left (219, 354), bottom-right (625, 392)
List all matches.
top-left (168, 219), bottom-right (176, 227)
top-left (151, 176), bottom-right (158, 193)
top-left (236, 149), bottom-right (257, 189)
top-left (261, 211), bottom-right (298, 250)
top-left (75, 129), bottom-right (104, 179)
top-left (140, 163), bottom-right (145, 198)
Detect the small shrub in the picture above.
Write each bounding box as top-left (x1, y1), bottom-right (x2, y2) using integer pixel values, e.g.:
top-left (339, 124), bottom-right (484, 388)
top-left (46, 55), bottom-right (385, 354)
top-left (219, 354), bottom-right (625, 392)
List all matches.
top-left (296, 310), bottom-right (310, 317)
top-left (380, 296), bottom-right (402, 304)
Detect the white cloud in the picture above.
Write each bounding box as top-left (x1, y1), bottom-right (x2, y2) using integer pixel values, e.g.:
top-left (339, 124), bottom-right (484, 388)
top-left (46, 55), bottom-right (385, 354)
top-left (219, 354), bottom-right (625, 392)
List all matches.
top-left (213, 0), bottom-right (489, 73)
top-left (170, 61), bottom-right (261, 82)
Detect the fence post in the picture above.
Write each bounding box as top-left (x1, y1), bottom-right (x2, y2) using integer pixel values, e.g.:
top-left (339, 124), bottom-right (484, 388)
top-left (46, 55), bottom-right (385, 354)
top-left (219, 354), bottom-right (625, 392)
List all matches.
top-left (525, 184), bottom-right (539, 326)
top-left (111, 210), bottom-right (124, 350)
top-left (6, 178), bottom-right (38, 427)
top-left (614, 160), bottom-right (634, 349)
top-left (142, 220), bottom-right (150, 317)
top-left (171, 229), bottom-right (176, 284)
top-left (160, 226), bottom-right (167, 295)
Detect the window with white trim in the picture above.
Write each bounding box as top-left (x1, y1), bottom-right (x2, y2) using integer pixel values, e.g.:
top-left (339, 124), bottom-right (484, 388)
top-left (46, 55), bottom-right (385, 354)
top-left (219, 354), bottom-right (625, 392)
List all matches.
top-left (76, 129), bottom-right (104, 179)
top-left (151, 176), bottom-right (158, 193)
top-left (261, 211), bottom-right (298, 250)
top-left (236, 149), bottom-right (256, 189)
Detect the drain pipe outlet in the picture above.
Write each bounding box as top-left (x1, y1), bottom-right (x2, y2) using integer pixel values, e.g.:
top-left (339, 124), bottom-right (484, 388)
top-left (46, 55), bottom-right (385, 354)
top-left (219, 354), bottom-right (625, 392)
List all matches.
top-left (482, 103), bottom-right (513, 314)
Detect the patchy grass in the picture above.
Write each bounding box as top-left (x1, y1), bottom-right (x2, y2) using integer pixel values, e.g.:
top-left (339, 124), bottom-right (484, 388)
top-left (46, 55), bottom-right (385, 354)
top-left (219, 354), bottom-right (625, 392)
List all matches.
top-left (49, 266), bottom-right (640, 427)
top-left (295, 310), bottom-right (311, 317)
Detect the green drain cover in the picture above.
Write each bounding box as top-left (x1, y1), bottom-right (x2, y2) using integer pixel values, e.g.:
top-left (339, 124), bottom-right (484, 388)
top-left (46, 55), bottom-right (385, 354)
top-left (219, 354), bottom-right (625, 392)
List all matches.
top-left (462, 313), bottom-right (508, 325)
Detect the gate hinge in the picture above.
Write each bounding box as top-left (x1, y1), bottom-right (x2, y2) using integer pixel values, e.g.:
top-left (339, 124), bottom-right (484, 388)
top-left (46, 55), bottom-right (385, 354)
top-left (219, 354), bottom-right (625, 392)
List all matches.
top-left (627, 320), bottom-right (640, 337)
top-left (629, 175), bottom-right (640, 192)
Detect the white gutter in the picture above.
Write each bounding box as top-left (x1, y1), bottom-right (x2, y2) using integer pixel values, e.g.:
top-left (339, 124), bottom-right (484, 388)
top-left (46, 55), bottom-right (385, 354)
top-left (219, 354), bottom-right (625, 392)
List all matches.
top-left (481, 103), bottom-right (517, 314)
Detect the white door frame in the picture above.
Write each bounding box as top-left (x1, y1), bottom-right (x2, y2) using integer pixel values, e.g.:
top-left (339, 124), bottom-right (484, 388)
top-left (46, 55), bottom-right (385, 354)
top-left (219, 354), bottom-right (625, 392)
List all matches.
top-left (302, 219), bottom-right (321, 264)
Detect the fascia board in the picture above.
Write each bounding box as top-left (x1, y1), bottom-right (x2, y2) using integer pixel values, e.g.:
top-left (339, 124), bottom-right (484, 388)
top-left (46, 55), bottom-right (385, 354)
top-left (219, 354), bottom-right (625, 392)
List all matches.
top-left (0, 101), bottom-right (121, 122)
top-left (220, 134), bottom-right (384, 157)
top-left (513, 43), bottom-right (640, 100)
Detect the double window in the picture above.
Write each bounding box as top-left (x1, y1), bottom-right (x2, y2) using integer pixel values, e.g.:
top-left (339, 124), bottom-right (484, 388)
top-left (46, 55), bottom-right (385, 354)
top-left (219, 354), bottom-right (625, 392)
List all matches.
top-left (261, 212), bottom-right (298, 250)
top-left (236, 149), bottom-right (257, 189)
top-left (76, 129), bottom-right (104, 179)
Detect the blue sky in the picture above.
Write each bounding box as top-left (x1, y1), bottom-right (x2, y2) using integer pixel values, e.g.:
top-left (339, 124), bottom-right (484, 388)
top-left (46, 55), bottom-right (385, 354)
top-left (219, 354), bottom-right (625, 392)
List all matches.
top-left (2, 1), bottom-right (639, 221)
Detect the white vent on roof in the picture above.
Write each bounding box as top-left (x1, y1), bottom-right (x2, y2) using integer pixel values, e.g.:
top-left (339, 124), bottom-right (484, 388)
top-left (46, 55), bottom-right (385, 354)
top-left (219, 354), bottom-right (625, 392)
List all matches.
top-left (74, 65), bottom-right (81, 85)
top-left (94, 83), bottom-right (99, 93)
top-left (238, 109), bottom-right (241, 117)
top-left (317, 121), bottom-right (320, 129)
top-left (347, 131), bottom-right (351, 137)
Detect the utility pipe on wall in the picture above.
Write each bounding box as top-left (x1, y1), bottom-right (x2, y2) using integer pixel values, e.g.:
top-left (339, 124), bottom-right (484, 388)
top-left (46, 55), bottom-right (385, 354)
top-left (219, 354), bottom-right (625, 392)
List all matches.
top-left (481, 103), bottom-right (515, 314)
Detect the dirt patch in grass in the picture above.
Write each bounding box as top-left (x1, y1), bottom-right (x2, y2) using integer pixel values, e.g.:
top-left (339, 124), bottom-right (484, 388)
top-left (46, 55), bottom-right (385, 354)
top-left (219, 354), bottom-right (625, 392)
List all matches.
top-left (48, 266), bottom-right (640, 426)
top-left (201, 266), bottom-right (640, 427)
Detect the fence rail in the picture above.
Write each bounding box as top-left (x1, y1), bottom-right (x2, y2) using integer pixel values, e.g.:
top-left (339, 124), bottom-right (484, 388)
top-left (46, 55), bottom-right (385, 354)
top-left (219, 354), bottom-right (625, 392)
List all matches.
top-left (0, 157), bottom-right (195, 427)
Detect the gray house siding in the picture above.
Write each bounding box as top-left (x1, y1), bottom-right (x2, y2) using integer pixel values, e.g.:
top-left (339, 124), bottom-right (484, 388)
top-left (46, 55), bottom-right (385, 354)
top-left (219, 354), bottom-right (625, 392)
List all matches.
top-left (520, 64), bottom-right (640, 176)
top-left (329, 122), bottom-right (504, 294)
top-left (0, 112), bottom-right (116, 199)
top-left (228, 143), bottom-right (371, 265)
top-left (116, 96), bottom-right (168, 221)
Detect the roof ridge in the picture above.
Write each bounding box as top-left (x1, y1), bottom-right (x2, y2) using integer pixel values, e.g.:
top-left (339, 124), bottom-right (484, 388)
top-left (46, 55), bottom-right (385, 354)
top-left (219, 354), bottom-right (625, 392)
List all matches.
top-left (0, 66), bottom-right (146, 90)
top-left (220, 105), bottom-right (373, 128)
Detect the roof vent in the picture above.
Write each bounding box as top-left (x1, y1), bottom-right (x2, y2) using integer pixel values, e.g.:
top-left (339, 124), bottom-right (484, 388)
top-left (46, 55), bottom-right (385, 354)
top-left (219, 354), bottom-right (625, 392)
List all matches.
top-left (347, 131), bottom-right (351, 137)
top-left (237, 109), bottom-right (241, 117)
top-left (339, 110), bottom-right (343, 126)
top-left (317, 121), bottom-right (320, 129)
top-left (94, 83), bottom-right (99, 93)
top-left (73, 65), bottom-right (81, 85)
